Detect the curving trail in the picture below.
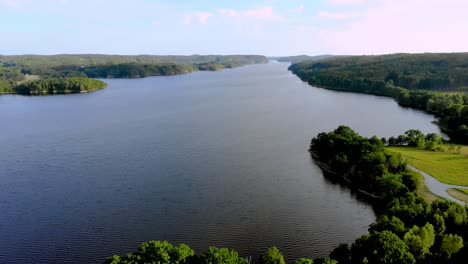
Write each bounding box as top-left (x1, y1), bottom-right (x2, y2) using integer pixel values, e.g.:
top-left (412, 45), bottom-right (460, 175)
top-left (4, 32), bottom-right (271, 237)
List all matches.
top-left (408, 165), bottom-right (468, 205)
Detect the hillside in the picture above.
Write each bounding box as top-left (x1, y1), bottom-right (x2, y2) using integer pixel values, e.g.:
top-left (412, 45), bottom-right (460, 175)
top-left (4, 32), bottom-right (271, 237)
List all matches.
top-left (289, 53), bottom-right (468, 143)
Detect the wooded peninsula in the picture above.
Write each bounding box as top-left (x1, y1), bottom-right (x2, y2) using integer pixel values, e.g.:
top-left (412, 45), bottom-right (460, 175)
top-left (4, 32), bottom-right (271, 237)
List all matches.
top-left (0, 54), bottom-right (268, 95)
top-left (105, 126), bottom-right (467, 264)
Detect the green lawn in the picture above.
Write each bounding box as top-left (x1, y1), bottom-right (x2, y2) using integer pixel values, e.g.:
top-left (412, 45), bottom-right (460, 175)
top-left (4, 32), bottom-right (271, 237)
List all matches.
top-left (387, 147), bottom-right (468, 186)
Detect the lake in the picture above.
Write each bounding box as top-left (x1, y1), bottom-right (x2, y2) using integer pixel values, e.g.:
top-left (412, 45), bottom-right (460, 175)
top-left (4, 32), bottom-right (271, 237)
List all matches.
top-left (0, 62), bottom-right (443, 263)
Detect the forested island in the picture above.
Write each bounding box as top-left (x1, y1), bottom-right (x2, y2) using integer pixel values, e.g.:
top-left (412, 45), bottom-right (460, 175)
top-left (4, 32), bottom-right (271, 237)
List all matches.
top-left (0, 54), bottom-right (268, 95)
top-left (288, 53), bottom-right (468, 143)
top-left (14, 77), bottom-right (107, 95)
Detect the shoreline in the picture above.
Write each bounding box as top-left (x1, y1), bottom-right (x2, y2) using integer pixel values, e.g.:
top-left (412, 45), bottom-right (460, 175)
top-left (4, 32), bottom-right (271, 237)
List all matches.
top-left (309, 150), bottom-right (381, 202)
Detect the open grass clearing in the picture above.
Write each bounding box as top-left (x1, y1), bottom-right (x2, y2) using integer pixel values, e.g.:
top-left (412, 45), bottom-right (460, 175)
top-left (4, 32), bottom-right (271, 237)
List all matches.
top-left (387, 147), bottom-right (468, 186)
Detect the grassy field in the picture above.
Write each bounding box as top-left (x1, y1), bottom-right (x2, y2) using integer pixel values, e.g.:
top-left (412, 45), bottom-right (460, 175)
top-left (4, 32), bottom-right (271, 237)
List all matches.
top-left (387, 147), bottom-right (468, 186)
top-left (441, 144), bottom-right (468, 155)
top-left (447, 188), bottom-right (468, 204)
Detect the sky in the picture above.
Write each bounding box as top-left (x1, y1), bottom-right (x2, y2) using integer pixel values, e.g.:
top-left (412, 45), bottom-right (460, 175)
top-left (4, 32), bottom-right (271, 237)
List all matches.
top-left (1, 0), bottom-right (467, 56)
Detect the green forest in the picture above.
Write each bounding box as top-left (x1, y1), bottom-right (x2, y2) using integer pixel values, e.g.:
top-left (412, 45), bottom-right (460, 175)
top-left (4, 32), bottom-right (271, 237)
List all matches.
top-left (14, 77), bottom-right (107, 95)
top-left (105, 126), bottom-right (467, 264)
top-left (288, 53), bottom-right (468, 143)
top-left (0, 54), bottom-right (268, 95)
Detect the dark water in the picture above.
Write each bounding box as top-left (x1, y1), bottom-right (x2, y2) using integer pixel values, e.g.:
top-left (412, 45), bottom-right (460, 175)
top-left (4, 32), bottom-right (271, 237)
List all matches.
top-left (0, 62), bottom-right (443, 263)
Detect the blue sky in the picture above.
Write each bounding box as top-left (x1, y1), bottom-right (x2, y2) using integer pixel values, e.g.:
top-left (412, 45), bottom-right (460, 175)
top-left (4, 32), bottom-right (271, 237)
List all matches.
top-left (1, 0), bottom-right (467, 55)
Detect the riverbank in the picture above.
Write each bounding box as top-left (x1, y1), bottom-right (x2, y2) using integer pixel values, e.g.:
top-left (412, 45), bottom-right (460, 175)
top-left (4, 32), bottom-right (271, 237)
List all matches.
top-left (309, 150), bottom-right (381, 202)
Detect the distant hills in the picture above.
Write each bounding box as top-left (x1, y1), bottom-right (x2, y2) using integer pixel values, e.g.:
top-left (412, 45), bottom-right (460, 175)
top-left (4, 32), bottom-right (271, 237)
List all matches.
top-left (0, 54), bottom-right (268, 94)
top-left (269, 54), bottom-right (346, 63)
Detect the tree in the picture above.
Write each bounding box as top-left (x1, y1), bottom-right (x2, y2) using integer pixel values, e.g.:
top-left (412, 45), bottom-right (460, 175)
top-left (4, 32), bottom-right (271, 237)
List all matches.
top-left (369, 215), bottom-right (406, 236)
top-left (104, 240), bottom-right (194, 264)
top-left (431, 214), bottom-right (446, 236)
top-left (329, 243), bottom-right (350, 264)
top-left (351, 231), bottom-right (415, 264)
top-left (440, 234), bottom-right (464, 258)
top-left (396, 135), bottom-right (407, 146)
top-left (199, 247), bottom-right (246, 264)
top-left (378, 174), bottom-right (408, 203)
top-left (403, 223), bottom-right (435, 259)
top-left (260, 247), bottom-right (285, 264)
top-left (381, 137), bottom-right (388, 146)
top-left (292, 258), bottom-right (314, 264)
top-left (404, 129), bottom-right (425, 148)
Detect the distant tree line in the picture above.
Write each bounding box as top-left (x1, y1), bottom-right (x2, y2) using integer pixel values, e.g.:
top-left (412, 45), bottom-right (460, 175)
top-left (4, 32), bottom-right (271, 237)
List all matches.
top-left (289, 53), bottom-right (468, 91)
top-left (275, 55), bottom-right (344, 64)
top-left (0, 54), bottom-right (268, 78)
top-left (309, 126), bottom-right (467, 264)
top-left (381, 129), bottom-right (445, 151)
top-left (47, 63), bottom-right (198, 78)
top-left (289, 53), bottom-right (468, 143)
top-left (0, 54), bottom-right (268, 69)
top-left (0, 54), bottom-right (268, 94)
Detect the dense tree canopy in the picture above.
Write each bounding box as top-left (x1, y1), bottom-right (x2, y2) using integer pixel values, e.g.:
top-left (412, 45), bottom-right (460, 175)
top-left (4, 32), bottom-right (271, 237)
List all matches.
top-left (104, 241), bottom-right (194, 264)
top-left (260, 247), bottom-right (285, 264)
top-left (14, 77), bottom-right (106, 95)
top-left (289, 53), bottom-right (468, 91)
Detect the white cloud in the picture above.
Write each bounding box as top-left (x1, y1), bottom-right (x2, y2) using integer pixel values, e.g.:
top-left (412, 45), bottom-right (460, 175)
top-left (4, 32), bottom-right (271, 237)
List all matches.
top-left (196, 12), bottom-right (212, 25)
top-left (319, 0), bottom-right (468, 54)
top-left (218, 9), bottom-right (240, 17)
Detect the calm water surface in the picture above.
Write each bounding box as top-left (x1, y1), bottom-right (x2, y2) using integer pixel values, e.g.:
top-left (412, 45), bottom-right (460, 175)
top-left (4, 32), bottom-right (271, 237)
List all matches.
top-left (0, 62), bottom-right (443, 263)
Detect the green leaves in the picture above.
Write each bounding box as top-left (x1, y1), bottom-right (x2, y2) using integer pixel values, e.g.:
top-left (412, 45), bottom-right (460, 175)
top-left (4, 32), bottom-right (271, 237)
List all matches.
top-left (440, 234), bottom-right (464, 258)
top-left (260, 247), bottom-right (285, 264)
top-left (104, 240), bottom-right (194, 264)
top-left (403, 223), bottom-right (435, 259)
top-left (199, 247), bottom-right (246, 264)
top-left (351, 231), bottom-right (416, 264)
top-left (14, 77), bottom-right (106, 95)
